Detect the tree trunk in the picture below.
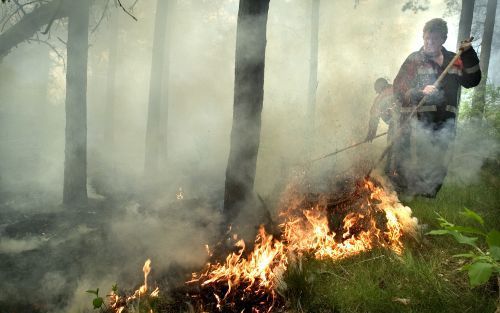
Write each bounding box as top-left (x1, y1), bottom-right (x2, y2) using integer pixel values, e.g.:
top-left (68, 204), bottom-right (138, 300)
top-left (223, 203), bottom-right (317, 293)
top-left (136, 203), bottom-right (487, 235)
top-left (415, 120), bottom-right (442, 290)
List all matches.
top-left (144, 0), bottom-right (169, 181)
top-left (223, 0), bottom-right (270, 225)
top-left (472, 0), bottom-right (497, 119)
top-left (307, 0), bottom-right (320, 152)
top-left (104, 13), bottom-right (119, 173)
top-left (457, 0), bottom-right (475, 48)
top-left (63, 0), bottom-right (90, 207)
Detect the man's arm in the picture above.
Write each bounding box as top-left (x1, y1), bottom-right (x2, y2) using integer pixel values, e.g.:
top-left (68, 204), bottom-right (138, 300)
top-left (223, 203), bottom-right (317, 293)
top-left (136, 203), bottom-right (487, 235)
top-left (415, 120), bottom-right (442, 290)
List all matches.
top-left (393, 54), bottom-right (421, 106)
top-left (458, 47), bottom-right (481, 88)
top-left (365, 97), bottom-right (381, 142)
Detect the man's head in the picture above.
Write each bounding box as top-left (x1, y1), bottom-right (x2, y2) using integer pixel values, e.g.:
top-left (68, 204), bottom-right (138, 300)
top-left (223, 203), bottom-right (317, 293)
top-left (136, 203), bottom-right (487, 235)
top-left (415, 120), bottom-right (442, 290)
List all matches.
top-left (422, 18), bottom-right (447, 56)
top-left (374, 77), bottom-right (389, 94)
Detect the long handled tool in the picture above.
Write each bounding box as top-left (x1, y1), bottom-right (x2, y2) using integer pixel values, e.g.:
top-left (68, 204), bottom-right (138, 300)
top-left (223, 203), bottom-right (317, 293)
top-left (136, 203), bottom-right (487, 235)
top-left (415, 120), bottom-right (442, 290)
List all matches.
top-left (365, 38), bottom-right (473, 178)
top-left (310, 131), bottom-right (388, 163)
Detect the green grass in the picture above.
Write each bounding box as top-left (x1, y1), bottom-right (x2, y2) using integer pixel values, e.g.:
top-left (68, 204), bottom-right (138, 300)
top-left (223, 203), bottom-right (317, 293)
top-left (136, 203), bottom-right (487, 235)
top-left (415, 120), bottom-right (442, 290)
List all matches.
top-left (281, 169), bottom-right (500, 313)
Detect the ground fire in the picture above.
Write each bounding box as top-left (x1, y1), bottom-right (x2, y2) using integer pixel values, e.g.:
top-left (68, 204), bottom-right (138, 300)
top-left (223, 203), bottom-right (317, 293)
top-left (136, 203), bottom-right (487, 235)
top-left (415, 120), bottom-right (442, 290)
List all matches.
top-left (108, 174), bottom-right (418, 312)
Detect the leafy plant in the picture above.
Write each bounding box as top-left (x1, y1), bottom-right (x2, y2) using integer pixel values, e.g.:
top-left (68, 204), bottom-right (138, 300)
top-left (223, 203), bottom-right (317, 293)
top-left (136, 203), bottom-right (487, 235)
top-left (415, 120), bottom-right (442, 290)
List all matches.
top-left (427, 208), bottom-right (500, 288)
top-left (86, 288), bottom-right (105, 311)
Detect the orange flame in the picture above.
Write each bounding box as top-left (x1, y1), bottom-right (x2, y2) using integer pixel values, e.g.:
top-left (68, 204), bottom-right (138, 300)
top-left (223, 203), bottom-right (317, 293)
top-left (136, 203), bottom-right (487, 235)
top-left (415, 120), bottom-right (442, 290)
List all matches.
top-left (191, 175), bottom-right (418, 310)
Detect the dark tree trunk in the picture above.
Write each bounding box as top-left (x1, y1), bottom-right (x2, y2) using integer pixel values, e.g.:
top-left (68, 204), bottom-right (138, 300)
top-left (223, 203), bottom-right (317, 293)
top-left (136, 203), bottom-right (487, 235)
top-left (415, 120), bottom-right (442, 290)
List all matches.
top-left (472, 0), bottom-right (497, 119)
top-left (457, 0), bottom-right (475, 48)
top-left (307, 0), bottom-right (320, 151)
top-left (223, 0), bottom-right (270, 225)
top-left (144, 0), bottom-right (170, 181)
top-left (63, 0), bottom-right (90, 207)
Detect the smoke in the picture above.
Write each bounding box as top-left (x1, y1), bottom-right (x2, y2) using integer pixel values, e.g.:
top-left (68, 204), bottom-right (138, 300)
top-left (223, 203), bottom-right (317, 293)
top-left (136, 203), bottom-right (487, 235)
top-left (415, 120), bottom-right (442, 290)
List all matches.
top-left (447, 120), bottom-right (500, 184)
top-left (0, 0), bottom-right (497, 312)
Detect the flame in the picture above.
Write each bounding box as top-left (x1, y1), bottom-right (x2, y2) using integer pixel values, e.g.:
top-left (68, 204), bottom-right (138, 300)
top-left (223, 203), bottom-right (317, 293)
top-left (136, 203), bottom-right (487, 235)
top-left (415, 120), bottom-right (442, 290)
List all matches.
top-left (176, 187), bottom-right (184, 200)
top-left (108, 259), bottom-right (159, 312)
top-left (107, 175), bottom-right (417, 312)
top-left (190, 175), bottom-right (418, 311)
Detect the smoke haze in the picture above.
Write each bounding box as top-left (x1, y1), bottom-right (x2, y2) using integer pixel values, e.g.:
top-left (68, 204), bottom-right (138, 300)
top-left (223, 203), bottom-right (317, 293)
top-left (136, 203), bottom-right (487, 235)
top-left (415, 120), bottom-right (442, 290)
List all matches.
top-left (0, 0), bottom-right (498, 312)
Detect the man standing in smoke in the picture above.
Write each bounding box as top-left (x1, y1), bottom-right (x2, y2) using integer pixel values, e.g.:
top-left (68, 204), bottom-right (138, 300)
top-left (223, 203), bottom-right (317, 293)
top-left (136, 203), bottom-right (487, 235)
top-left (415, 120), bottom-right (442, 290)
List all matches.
top-left (392, 18), bottom-right (481, 197)
top-left (365, 77), bottom-right (398, 176)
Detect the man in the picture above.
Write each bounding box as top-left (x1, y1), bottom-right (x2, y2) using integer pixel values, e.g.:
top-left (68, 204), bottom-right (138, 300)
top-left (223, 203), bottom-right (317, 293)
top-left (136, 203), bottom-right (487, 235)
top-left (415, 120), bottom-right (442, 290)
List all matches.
top-left (392, 18), bottom-right (481, 197)
top-left (365, 77), bottom-right (398, 175)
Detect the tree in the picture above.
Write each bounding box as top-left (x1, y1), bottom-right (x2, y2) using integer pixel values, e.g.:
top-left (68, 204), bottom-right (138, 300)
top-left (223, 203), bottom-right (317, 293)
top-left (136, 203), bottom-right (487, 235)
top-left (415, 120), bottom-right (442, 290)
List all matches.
top-left (223, 0), bottom-right (270, 227)
top-left (472, 0), bottom-right (498, 119)
top-left (104, 12), bottom-right (119, 174)
top-left (144, 0), bottom-right (170, 182)
top-left (307, 0), bottom-right (320, 153)
top-left (0, 0), bottom-right (70, 59)
top-left (63, 0), bottom-right (91, 206)
top-left (457, 0), bottom-right (476, 48)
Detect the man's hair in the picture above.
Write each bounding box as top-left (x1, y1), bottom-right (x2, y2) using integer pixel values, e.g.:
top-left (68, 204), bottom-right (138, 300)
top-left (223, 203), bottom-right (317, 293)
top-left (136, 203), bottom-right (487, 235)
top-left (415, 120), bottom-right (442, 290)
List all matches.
top-left (374, 77), bottom-right (389, 93)
top-left (423, 18), bottom-right (448, 40)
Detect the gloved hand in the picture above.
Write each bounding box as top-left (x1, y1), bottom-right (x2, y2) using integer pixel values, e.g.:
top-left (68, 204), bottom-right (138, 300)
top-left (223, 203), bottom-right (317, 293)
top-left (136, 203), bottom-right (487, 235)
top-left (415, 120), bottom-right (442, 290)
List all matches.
top-left (365, 129), bottom-right (376, 142)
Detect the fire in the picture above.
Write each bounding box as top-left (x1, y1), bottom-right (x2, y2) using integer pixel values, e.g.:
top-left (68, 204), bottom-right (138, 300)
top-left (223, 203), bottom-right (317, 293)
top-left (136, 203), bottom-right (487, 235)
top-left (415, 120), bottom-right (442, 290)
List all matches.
top-left (188, 174), bottom-right (418, 311)
top-left (280, 177), bottom-right (411, 259)
top-left (106, 175), bottom-right (417, 312)
top-left (176, 187), bottom-right (184, 200)
top-left (108, 259), bottom-right (160, 313)
top-left (188, 226), bottom-right (288, 311)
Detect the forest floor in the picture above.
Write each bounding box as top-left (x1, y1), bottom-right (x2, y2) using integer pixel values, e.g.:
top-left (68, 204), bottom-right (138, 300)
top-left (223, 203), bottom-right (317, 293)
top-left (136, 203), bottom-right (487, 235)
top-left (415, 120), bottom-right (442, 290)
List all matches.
top-left (0, 165), bottom-right (499, 313)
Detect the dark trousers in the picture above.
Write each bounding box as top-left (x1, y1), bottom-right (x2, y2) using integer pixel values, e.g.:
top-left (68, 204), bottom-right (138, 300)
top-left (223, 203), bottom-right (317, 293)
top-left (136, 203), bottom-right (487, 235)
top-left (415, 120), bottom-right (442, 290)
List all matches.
top-left (391, 115), bottom-right (455, 197)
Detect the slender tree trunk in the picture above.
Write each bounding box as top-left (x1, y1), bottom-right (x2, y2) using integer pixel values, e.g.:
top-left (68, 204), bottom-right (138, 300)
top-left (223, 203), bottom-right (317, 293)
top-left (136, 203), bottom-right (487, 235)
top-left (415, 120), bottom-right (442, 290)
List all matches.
top-left (307, 0), bottom-right (320, 152)
top-left (472, 0), bottom-right (497, 119)
top-left (104, 13), bottom-right (119, 173)
top-left (223, 0), bottom-right (270, 224)
top-left (457, 0), bottom-right (475, 48)
top-left (63, 0), bottom-right (90, 207)
top-left (144, 0), bottom-right (169, 181)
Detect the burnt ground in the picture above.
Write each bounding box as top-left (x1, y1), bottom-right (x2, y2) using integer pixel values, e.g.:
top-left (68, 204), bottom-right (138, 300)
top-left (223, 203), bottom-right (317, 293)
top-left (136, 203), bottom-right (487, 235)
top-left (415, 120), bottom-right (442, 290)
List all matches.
top-left (0, 189), bottom-right (224, 313)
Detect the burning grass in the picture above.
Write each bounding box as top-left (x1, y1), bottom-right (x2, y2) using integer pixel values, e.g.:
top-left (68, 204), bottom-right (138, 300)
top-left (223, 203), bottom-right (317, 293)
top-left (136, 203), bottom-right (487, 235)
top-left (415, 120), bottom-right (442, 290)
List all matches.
top-left (105, 174), bottom-right (419, 312)
top-left (182, 174), bottom-right (418, 312)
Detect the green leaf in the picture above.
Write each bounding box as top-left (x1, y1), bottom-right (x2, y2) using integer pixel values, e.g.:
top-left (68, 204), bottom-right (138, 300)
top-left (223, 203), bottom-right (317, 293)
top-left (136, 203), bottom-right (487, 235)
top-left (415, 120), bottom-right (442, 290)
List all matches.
top-left (112, 283), bottom-right (118, 292)
top-left (93, 297), bottom-right (104, 309)
top-left (489, 246), bottom-right (500, 261)
top-left (467, 262), bottom-right (494, 287)
top-left (426, 229), bottom-right (451, 235)
top-left (460, 208), bottom-right (484, 226)
top-left (486, 230), bottom-right (500, 248)
top-left (449, 231), bottom-right (478, 247)
top-left (86, 289), bottom-right (98, 296)
top-left (452, 253), bottom-right (476, 259)
top-left (447, 226), bottom-right (486, 236)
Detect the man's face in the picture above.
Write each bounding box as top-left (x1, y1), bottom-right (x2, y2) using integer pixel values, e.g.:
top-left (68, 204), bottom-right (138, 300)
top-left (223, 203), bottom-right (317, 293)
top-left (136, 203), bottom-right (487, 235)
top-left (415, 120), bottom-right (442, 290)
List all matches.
top-left (423, 31), bottom-right (446, 56)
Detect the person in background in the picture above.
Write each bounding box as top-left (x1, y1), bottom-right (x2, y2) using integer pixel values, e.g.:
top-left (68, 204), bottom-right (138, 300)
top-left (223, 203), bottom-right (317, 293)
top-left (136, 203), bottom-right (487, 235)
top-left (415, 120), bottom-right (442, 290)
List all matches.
top-left (365, 77), bottom-right (399, 176)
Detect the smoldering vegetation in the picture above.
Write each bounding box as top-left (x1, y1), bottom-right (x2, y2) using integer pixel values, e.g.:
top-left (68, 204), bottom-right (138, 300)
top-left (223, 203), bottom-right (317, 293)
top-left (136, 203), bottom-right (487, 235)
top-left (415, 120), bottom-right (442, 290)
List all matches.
top-left (0, 0), bottom-right (499, 312)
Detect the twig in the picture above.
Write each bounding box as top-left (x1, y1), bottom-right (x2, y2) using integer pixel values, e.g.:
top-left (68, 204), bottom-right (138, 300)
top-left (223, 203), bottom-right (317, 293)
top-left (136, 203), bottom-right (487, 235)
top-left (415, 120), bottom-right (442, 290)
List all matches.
top-left (41, 0), bottom-right (63, 35)
top-left (12, 0), bottom-right (26, 15)
top-left (348, 254), bottom-right (385, 266)
top-left (116, 0), bottom-right (137, 21)
top-left (27, 37), bottom-right (65, 70)
top-left (91, 0), bottom-right (110, 33)
top-left (129, 0), bottom-right (139, 11)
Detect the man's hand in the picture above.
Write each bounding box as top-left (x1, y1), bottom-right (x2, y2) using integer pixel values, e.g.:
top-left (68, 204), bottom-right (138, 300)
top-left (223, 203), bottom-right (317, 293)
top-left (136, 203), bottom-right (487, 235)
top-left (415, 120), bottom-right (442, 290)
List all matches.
top-left (459, 39), bottom-right (472, 52)
top-left (365, 129), bottom-right (376, 142)
top-left (422, 85), bottom-right (437, 95)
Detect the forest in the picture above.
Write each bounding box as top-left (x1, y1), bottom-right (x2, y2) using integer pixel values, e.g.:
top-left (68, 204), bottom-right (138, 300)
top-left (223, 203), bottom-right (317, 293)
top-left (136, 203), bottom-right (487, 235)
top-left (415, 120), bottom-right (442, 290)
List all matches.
top-left (0, 0), bottom-right (499, 312)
